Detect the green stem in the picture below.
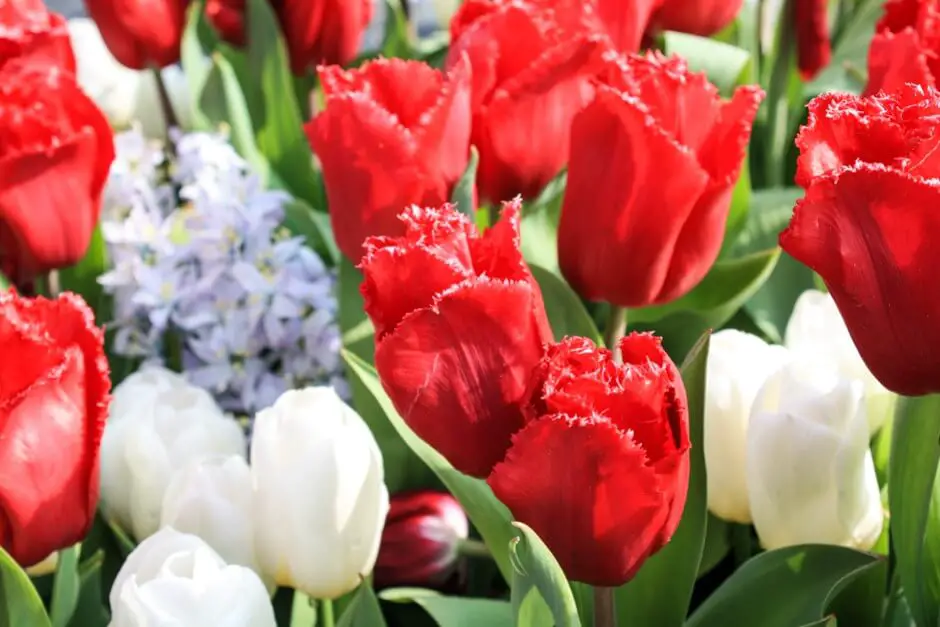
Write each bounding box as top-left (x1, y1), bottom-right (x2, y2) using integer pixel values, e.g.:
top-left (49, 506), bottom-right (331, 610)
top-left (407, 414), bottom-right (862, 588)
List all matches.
top-left (763, 0), bottom-right (795, 188)
top-left (730, 523), bottom-right (753, 566)
top-left (593, 586), bottom-right (617, 627)
top-left (320, 598), bottom-right (335, 627)
top-left (456, 538), bottom-right (492, 559)
top-left (151, 66), bottom-right (179, 138)
top-left (603, 306), bottom-right (628, 360)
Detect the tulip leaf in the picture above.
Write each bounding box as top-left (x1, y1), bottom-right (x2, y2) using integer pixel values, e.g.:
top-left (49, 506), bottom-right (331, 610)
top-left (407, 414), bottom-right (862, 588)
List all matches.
top-left (806, 0), bottom-right (884, 96)
top-left (283, 198), bottom-right (338, 266)
top-left (342, 350), bottom-right (516, 583)
top-left (685, 545), bottom-right (883, 627)
top-left (698, 515), bottom-right (731, 578)
top-left (382, 590), bottom-right (514, 627)
top-left (50, 545), bottom-right (81, 627)
top-left (615, 332), bottom-right (710, 627)
top-left (510, 522), bottom-right (581, 627)
top-left (0, 546), bottom-right (52, 627)
top-left (520, 171), bottom-right (566, 275)
top-left (180, 0), bottom-right (220, 131)
top-left (528, 264), bottom-right (602, 344)
top-left (336, 583), bottom-right (387, 627)
top-left (888, 394), bottom-right (940, 627)
top-left (0, 271), bottom-right (8, 291)
top-left (338, 258), bottom-right (435, 493)
top-left (245, 0), bottom-right (322, 206)
top-left (66, 551), bottom-right (109, 627)
top-left (59, 226), bottom-right (111, 323)
top-left (662, 32), bottom-right (753, 97)
top-left (198, 52), bottom-right (271, 185)
top-left (450, 146), bottom-right (479, 218)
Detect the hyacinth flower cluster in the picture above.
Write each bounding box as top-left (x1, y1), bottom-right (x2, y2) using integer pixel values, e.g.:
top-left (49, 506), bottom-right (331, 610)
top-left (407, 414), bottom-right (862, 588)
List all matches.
top-left (98, 128), bottom-right (345, 415)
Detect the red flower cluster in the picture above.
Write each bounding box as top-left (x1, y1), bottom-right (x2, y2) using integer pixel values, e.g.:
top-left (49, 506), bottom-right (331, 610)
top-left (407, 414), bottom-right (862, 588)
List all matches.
top-left (0, 292), bottom-right (110, 566)
top-left (866, 0), bottom-right (940, 94)
top-left (559, 52), bottom-right (763, 307)
top-left (781, 84), bottom-right (940, 396)
top-left (361, 203), bottom-right (690, 586)
top-left (0, 5), bottom-right (114, 285)
top-left (206, 0), bottom-right (373, 73)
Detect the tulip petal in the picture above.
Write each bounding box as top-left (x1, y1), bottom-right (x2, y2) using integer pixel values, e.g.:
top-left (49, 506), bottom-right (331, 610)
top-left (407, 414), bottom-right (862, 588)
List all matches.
top-left (375, 278), bottom-right (545, 478)
top-left (865, 29), bottom-right (936, 96)
top-left (781, 165), bottom-right (940, 395)
top-left (488, 413), bottom-right (668, 586)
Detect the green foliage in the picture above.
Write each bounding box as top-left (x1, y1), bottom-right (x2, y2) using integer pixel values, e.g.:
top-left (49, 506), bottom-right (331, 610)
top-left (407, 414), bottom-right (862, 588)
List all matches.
top-left (510, 523), bottom-right (581, 627)
top-left (0, 547), bottom-right (51, 627)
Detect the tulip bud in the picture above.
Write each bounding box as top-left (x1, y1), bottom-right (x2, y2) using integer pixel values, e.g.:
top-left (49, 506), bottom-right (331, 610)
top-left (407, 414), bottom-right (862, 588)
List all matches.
top-left (746, 364), bottom-right (884, 550)
top-left (374, 491), bottom-right (469, 590)
top-left (100, 373), bottom-right (247, 541)
top-left (704, 330), bottom-right (789, 523)
top-left (251, 387), bottom-right (389, 600)
top-left (109, 528), bottom-right (276, 627)
top-left (785, 290), bottom-right (896, 434)
top-left (161, 455), bottom-right (257, 574)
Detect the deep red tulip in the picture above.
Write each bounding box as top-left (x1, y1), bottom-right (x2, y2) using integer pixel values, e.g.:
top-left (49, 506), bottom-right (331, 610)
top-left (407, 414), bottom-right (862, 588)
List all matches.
top-left (205, 0), bottom-right (372, 73)
top-left (782, 85), bottom-right (940, 396)
top-left (0, 0), bottom-right (75, 71)
top-left (374, 490), bottom-right (469, 590)
top-left (306, 57), bottom-right (472, 262)
top-left (360, 200), bottom-right (552, 478)
top-left (526, 0), bottom-right (664, 53)
top-left (865, 0), bottom-right (940, 95)
top-left (488, 334), bottom-right (690, 586)
top-left (83, 0), bottom-right (187, 69)
top-left (445, 0), bottom-right (603, 204)
top-left (652, 0), bottom-right (743, 37)
top-left (0, 61), bottom-right (115, 284)
top-left (558, 52), bottom-right (763, 308)
top-left (0, 292), bottom-right (110, 567)
top-left (794, 0), bottom-right (832, 80)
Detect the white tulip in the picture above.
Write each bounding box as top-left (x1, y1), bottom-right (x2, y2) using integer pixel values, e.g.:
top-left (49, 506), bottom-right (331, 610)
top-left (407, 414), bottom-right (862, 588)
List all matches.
top-left (101, 376), bottom-right (246, 541)
top-left (251, 387), bottom-right (389, 600)
top-left (746, 364), bottom-right (884, 551)
top-left (161, 455), bottom-right (258, 574)
top-left (108, 366), bottom-right (190, 421)
top-left (67, 18), bottom-right (191, 138)
top-left (109, 528), bottom-right (275, 627)
top-left (704, 330), bottom-right (790, 523)
top-left (786, 289), bottom-right (896, 434)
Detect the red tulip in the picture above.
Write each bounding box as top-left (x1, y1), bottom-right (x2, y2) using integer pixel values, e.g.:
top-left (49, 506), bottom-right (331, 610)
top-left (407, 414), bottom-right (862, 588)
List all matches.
top-left (794, 0), bottom-right (832, 80)
top-left (0, 291), bottom-right (110, 567)
top-left (0, 61), bottom-right (115, 284)
top-left (488, 334), bottom-right (690, 586)
top-left (445, 0), bottom-right (603, 204)
top-left (652, 0), bottom-right (743, 37)
top-left (781, 84), bottom-right (940, 396)
top-left (865, 0), bottom-right (940, 95)
top-left (0, 0), bottom-right (75, 71)
top-left (527, 0), bottom-right (664, 53)
top-left (84, 0), bottom-right (187, 69)
top-left (360, 200), bottom-right (552, 478)
top-left (205, 0), bottom-right (372, 73)
top-left (558, 52), bottom-right (763, 308)
top-left (306, 57), bottom-right (472, 262)
top-left (374, 491), bottom-right (469, 590)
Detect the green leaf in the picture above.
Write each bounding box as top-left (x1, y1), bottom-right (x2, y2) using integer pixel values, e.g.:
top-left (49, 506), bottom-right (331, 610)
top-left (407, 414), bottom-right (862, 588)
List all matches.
top-left (245, 0), bottom-right (321, 204)
top-left (698, 515), bottom-right (731, 578)
top-left (415, 596), bottom-right (513, 627)
top-left (528, 264), bottom-right (602, 344)
top-left (382, 0), bottom-right (414, 59)
top-left (336, 583), bottom-right (387, 627)
top-left (180, 0), bottom-right (219, 130)
top-left (686, 545), bottom-right (883, 627)
top-left (0, 546), bottom-right (52, 627)
top-left (451, 147), bottom-right (479, 218)
top-left (50, 546), bottom-right (81, 627)
top-left (631, 248), bottom-right (781, 328)
top-left (510, 523), bottom-right (581, 627)
top-left (519, 171), bottom-right (566, 275)
top-left (616, 332), bottom-right (710, 627)
top-left (825, 557), bottom-right (887, 627)
top-left (661, 32), bottom-right (753, 96)
top-left (289, 591), bottom-right (316, 627)
top-left (66, 552), bottom-right (109, 627)
top-left (0, 271), bottom-right (8, 291)
top-left (719, 164), bottom-right (753, 258)
top-left (888, 394), bottom-right (940, 627)
top-left (283, 199), bottom-right (338, 266)
top-left (342, 350), bottom-right (516, 583)
top-left (59, 226), bottom-right (110, 322)
top-left (197, 52), bottom-right (271, 182)
top-left (806, 0), bottom-right (885, 96)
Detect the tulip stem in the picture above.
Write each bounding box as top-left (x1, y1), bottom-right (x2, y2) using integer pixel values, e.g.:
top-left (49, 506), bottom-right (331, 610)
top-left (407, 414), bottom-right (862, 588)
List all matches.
top-left (456, 538), bottom-right (492, 559)
top-left (319, 598), bottom-right (335, 627)
top-left (763, 0), bottom-right (795, 188)
top-left (151, 67), bottom-right (179, 139)
top-left (730, 523), bottom-right (753, 565)
top-left (593, 586), bottom-right (617, 627)
top-left (603, 306), bottom-right (628, 360)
